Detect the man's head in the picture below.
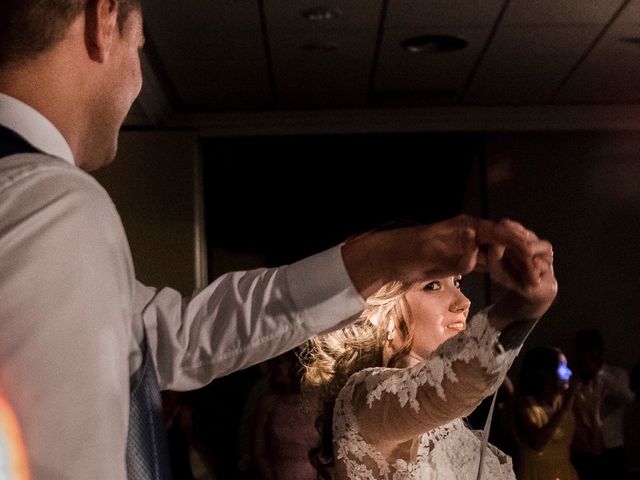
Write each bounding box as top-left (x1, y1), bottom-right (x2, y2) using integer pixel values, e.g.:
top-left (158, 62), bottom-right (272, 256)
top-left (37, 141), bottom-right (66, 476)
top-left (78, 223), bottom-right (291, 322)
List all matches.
top-left (0, 0), bottom-right (144, 171)
top-left (0, 1), bottom-right (141, 67)
top-left (575, 328), bottom-right (605, 380)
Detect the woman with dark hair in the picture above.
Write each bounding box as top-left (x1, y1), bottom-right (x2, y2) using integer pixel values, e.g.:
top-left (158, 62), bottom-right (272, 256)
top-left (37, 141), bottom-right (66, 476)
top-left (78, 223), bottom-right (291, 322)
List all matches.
top-left (302, 220), bottom-right (557, 479)
top-left (514, 346), bottom-right (578, 480)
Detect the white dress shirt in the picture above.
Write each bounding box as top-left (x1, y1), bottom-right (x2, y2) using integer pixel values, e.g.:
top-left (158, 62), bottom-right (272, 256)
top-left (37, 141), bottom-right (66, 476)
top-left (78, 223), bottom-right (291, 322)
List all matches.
top-left (599, 364), bottom-right (634, 449)
top-left (0, 93), bottom-right (364, 479)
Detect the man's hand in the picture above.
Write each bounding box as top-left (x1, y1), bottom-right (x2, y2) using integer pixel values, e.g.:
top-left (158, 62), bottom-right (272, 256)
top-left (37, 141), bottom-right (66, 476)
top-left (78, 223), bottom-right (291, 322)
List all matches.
top-left (341, 214), bottom-right (551, 300)
top-left (481, 219), bottom-right (557, 318)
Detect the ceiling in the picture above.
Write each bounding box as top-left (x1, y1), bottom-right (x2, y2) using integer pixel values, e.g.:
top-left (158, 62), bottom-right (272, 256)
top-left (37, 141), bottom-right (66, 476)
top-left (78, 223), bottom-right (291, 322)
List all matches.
top-left (126, 0), bottom-right (640, 133)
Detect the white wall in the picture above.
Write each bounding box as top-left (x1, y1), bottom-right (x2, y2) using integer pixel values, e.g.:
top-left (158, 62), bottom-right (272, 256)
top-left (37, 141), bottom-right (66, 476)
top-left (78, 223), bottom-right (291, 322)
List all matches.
top-left (93, 130), bottom-right (206, 297)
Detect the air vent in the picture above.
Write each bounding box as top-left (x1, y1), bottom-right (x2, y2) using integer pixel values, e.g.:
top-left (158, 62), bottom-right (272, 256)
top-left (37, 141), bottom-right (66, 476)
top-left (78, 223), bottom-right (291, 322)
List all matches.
top-left (401, 35), bottom-right (468, 54)
top-left (301, 7), bottom-right (342, 21)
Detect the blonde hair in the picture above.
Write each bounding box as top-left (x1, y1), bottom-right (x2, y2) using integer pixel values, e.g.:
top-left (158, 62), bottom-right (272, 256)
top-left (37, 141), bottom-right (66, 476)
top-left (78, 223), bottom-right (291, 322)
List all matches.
top-left (300, 281), bottom-right (414, 478)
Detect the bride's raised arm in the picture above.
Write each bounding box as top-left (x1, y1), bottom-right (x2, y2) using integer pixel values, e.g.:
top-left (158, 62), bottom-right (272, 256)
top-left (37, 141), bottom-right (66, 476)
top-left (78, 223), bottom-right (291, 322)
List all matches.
top-left (343, 307), bottom-right (522, 449)
top-left (346, 220), bottom-right (557, 450)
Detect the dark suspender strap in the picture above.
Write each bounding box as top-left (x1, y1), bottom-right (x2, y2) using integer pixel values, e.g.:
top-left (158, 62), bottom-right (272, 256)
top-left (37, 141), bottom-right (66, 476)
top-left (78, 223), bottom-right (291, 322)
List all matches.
top-left (127, 333), bottom-right (174, 480)
top-left (0, 124), bottom-right (39, 157)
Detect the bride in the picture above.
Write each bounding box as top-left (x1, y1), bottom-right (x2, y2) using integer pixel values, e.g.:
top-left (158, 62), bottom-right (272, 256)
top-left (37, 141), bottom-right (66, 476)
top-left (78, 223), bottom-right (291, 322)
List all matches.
top-left (302, 219), bottom-right (557, 479)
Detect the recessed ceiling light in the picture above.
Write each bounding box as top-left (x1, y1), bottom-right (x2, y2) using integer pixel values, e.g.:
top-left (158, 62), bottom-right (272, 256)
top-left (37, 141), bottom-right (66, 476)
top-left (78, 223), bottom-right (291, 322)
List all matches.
top-left (401, 35), bottom-right (468, 54)
top-left (301, 7), bottom-right (342, 21)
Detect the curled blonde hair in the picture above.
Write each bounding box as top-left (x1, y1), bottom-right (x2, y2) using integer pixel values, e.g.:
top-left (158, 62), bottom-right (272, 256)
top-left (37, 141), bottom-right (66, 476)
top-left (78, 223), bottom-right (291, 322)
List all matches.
top-left (300, 281), bottom-right (414, 478)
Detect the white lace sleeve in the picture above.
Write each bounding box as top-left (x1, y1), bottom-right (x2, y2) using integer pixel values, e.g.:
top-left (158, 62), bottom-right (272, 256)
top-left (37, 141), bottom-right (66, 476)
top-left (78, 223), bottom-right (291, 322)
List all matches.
top-left (348, 308), bottom-right (521, 445)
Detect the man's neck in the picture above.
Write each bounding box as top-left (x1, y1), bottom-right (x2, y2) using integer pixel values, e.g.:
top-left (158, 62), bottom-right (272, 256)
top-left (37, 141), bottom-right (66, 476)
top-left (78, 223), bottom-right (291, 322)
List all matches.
top-left (0, 65), bottom-right (90, 168)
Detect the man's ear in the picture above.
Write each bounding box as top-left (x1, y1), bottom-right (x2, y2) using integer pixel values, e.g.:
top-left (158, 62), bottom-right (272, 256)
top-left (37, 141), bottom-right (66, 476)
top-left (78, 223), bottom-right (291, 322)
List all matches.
top-left (84, 0), bottom-right (118, 63)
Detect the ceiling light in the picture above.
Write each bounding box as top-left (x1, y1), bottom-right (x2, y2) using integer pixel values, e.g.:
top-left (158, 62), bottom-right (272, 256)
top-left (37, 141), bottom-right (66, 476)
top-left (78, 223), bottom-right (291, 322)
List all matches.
top-left (302, 7), bottom-right (342, 21)
top-left (401, 35), bottom-right (468, 54)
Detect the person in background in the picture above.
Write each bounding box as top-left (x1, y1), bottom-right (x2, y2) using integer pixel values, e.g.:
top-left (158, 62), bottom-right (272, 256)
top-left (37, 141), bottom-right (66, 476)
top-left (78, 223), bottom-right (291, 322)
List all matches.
top-left (302, 221), bottom-right (557, 480)
top-left (0, 2), bottom-right (539, 478)
top-left (623, 362), bottom-right (640, 480)
top-left (514, 346), bottom-right (578, 480)
top-left (572, 329), bottom-right (634, 480)
top-left (251, 349), bottom-right (319, 480)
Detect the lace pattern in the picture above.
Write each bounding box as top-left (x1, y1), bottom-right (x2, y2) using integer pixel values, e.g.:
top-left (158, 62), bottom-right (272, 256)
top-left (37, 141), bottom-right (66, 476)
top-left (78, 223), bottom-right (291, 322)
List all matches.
top-left (365, 309), bottom-right (516, 412)
top-left (333, 309), bottom-right (520, 479)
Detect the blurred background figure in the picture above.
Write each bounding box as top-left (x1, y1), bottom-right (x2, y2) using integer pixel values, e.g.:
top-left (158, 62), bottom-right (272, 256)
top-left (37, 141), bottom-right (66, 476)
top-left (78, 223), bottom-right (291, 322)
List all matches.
top-left (514, 346), bottom-right (578, 480)
top-left (163, 391), bottom-right (216, 480)
top-left (624, 362), bottom-right (640, 480)
top-left (236, 365), bottom-right (271, 479)
top-left (250, 349), bottom-right (319, 480)
top-left (572, 329), bottom-right (634, 480)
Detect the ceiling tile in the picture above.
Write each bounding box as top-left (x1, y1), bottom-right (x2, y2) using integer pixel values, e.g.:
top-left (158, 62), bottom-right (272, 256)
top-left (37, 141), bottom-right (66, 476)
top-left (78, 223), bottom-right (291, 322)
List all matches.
top-left (385, 0), bottom-right (506, 28)
top-left (465, 25), bottom-right (602, 104)
top-left (270, 30), bottom-right (375, 108)
top-left (555, 19), bottom-right (640, 103)
top-left (143, 0), bottom-right (272, 111)
top-left (612, 0), bottom-right (640, 23)
top-left (502, 0), bottom-right (626, 25)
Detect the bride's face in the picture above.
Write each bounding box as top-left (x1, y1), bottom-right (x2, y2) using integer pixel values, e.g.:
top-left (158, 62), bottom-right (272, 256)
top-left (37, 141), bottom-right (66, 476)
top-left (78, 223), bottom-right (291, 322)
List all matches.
top-left (401, 276), bottom-right (471, 363)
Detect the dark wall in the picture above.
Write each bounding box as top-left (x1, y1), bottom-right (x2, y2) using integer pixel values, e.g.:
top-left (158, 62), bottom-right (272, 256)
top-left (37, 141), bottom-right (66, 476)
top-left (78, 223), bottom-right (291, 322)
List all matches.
top-left (484, 131), bottom-right (640, 370)
top-left (202, 132), bottom-right (476, 266)
top-left (196, 130), bottom-right (640, 479)
top-left (202, 130), bottom-right (640, 368)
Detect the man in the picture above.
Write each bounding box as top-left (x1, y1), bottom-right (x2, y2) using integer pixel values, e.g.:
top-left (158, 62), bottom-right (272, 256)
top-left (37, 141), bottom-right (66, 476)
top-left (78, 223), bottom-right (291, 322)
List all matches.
top-left (572, 329), bottom-right (635, 480)
top-left (0, 1), bottom-right (551, 478)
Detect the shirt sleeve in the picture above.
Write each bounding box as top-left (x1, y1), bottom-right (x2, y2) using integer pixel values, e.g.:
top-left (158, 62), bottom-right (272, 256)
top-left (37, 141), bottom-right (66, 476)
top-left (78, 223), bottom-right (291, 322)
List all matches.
top-left (135, 245), bottom-right (365, 390)
top-left (601, 366), bottom-right (635, 406)
top-left (346, 309), bottom-right (523, 447)
top-left (0, 162), bottom-right (134, 479)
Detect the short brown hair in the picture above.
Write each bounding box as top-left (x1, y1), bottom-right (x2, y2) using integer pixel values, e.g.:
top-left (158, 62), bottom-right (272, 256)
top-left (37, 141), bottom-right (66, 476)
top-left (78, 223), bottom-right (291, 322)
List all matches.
top-left (0, 0), bottom-right (141, 67)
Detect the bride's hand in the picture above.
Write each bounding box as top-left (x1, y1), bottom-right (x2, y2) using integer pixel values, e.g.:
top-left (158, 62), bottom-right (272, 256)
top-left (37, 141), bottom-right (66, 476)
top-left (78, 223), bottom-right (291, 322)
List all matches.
top-left (480, 219), bottom-right (557, 316)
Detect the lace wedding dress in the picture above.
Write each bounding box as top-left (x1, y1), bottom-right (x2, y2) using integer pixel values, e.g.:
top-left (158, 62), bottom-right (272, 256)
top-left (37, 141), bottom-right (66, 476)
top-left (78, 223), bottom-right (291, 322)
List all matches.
top-left (333, 309), bottom-right (521, 480)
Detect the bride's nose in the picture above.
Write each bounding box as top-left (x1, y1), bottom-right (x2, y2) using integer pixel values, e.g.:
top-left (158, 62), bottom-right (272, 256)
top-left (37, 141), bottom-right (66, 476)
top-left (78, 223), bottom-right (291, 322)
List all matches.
top-left (450, 290), bottom-right (471, 313)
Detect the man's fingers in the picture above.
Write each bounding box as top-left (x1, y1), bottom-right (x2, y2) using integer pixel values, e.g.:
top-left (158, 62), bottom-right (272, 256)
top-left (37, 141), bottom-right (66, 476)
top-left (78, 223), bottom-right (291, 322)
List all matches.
top-left (475, 218), bottom-right (528, 254)
top-left (533, 256), bottom-right (554, 277)
top-left (528, 239), bottom-right (553, 257)
top-left (499, 218), bottom-right (540, 242)
top-left (452, 216), bottom-right (553, 287)
top-left (451, 226), bottom-right (478, 275)
top-left (524, 240), bottom-right (553, 279)
top-left (499, 224), bottom-right (551, 285)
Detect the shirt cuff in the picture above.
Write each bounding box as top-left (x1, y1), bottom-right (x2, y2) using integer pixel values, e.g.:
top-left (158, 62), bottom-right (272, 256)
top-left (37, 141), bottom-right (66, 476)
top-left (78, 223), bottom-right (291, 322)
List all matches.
top-left (285, 245), bottom-right (365, 334)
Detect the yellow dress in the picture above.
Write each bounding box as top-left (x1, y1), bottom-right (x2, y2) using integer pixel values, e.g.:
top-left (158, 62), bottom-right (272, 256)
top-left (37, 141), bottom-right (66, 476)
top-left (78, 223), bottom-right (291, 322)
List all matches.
top-left (516, 396), bottom-right (579, 480)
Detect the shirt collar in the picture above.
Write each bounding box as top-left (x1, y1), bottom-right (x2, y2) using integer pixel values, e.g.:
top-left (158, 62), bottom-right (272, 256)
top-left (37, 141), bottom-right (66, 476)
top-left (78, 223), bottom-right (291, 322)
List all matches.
top-left (0, 93), bottom-right (75, 165)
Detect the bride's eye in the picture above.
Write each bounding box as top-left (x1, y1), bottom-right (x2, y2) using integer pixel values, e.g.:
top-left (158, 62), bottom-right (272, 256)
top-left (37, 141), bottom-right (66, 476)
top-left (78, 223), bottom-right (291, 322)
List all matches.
top-left (424, 281), bottom-right (440, 291)
top-left (453, 278), bottom-right (462, 289)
